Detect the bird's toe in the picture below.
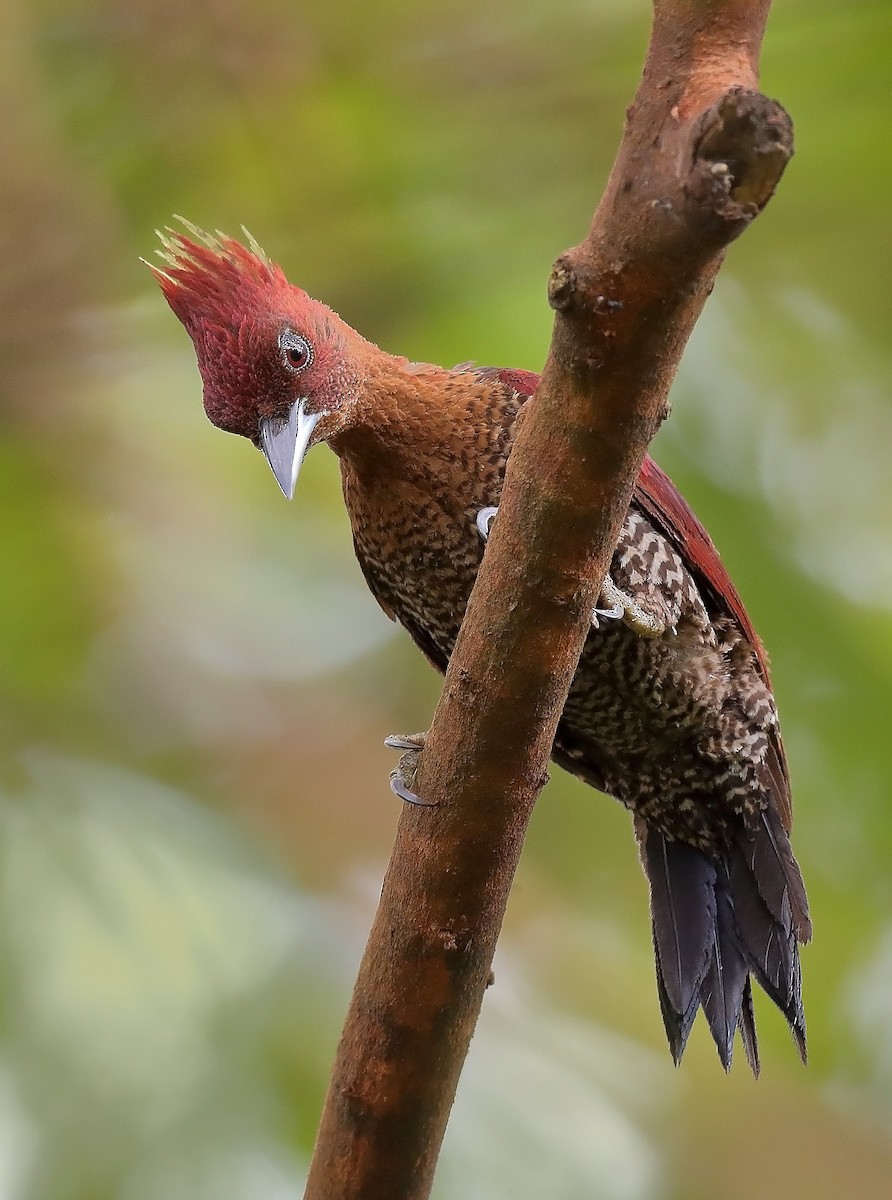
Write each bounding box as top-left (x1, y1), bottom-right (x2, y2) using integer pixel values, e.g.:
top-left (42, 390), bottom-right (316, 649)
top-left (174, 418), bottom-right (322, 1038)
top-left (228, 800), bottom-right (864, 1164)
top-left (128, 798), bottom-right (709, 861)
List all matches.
top-left (386, 732), bottom-right (437, 806)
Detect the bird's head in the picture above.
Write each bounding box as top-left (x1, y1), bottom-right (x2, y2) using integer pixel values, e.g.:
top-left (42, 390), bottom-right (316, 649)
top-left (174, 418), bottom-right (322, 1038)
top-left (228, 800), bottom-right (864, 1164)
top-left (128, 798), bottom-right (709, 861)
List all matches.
top-left (148, 221), bottom-right (366, 498)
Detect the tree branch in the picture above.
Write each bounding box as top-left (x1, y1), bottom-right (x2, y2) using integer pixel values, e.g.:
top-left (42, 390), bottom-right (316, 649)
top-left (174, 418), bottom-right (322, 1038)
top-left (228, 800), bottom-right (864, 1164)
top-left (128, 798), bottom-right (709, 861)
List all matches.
top-left (304, 3), bottom-right (792, 1198)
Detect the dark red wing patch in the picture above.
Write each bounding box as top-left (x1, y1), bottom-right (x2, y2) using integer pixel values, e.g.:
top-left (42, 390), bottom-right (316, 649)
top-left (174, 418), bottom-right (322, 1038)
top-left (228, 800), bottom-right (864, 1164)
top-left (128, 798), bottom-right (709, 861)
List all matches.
top-left (472, 367), bottom-right (542, 399)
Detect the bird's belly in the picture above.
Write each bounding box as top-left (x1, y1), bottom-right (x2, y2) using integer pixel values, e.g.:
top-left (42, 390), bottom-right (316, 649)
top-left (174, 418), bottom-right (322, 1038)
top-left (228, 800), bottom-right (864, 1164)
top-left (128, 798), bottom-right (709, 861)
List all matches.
top-left (555, 617), bottom-right (772, 850)
top-left (354, 515), bottom-right (483, 664)
top-left (354, 507), bottom-right (771, 852)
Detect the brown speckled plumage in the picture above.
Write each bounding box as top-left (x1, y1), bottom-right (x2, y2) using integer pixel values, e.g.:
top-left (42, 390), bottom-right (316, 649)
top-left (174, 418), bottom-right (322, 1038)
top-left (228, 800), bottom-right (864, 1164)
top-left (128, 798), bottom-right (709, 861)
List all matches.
top-left (154, 227), bottom-right (810, 1073)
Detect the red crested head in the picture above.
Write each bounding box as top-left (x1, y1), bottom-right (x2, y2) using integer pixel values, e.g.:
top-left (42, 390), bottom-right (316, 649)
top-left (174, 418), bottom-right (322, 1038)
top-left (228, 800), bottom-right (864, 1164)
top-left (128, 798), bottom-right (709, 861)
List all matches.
top-left (149, 221), bottom-right (370, 496)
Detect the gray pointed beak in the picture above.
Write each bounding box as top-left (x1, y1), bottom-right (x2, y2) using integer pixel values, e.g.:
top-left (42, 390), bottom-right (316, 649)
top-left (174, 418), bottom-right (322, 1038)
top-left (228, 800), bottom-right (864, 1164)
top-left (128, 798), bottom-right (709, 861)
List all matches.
top-left (259, 399), bottom-right (323, 499)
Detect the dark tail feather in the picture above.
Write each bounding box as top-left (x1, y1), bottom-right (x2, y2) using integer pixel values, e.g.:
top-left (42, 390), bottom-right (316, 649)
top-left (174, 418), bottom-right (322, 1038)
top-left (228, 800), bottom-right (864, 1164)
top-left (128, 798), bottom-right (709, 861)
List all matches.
top-left (738, 978), bottom-right (761, 1077)
top-left (654, 953), bottom-right (698, 1066)
top-left (640, 823), bottom-right (808, 1072)
top-left (642, 832), bottom-right (715, 1063)
top-left (742, 806), bottom-right (811, 943)
top-left (700, 876), bottom-right (750, 1070)
top-left (728, 841), bottom-right (808, 1061)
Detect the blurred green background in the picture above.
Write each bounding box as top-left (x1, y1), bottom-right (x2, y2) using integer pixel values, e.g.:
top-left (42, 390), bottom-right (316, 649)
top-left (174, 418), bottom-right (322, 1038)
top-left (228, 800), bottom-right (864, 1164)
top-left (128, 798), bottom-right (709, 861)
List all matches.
top-left (2, 0), bottom-right (891, 1196)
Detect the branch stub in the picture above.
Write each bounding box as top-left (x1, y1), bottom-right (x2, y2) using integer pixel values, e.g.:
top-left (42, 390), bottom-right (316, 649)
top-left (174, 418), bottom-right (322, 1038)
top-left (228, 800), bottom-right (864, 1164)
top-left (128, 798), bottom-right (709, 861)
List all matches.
top-left (548, 258), bottom-right (578, 311)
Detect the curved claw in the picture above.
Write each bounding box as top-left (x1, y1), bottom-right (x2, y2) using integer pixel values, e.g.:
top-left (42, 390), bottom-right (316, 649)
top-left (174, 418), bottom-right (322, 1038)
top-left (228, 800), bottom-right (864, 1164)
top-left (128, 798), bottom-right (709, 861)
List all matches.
top-left (389, 769), bottom-right (438, 807)
top-left (594, 576), bottom-right (668, 638)
top-left (476, 506), bottom-right (499, 540)
top-left (385, 731), bottom-right (436, 807)
top-left (593, 600), bottom-right (624, 622)
top-left (384, 734), bottom-right (425, 752)
top-left (592, 576), bottom-right (625, 628)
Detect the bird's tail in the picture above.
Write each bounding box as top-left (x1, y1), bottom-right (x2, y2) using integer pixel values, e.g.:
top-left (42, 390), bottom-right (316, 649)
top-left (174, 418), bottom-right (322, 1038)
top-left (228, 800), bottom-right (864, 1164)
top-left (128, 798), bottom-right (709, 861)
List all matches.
top-left (639, 810), bottom-right (810, 1074)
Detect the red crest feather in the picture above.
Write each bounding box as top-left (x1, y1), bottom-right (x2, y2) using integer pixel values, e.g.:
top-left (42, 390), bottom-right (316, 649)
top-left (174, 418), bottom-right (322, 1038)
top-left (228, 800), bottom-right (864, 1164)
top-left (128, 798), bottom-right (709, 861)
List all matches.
top-left (146, 220), bottom-right (304, 332)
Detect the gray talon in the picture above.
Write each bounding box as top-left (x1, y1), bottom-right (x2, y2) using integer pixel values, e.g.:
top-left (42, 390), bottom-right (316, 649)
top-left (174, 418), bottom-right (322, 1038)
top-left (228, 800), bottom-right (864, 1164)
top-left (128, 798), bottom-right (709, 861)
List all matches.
top-left (384, 733), bottom-right (426, 752)
top-left (476, 506), bottom-right (499, 540)
top-left (593, 600), bottom-right (624, 622)
top-left (386, 731), bottom-right (436, 807)
top-left (594, 576), bottom-right (667, 638)
top-left (389, 770), bottom-right (436, 807)
top-left (592, 576), bottom-right (625, 628)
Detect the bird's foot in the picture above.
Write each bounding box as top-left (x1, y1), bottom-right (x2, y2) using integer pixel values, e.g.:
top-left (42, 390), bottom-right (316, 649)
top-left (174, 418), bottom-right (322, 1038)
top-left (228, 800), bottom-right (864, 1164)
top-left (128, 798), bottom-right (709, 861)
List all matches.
top-left (476, 506), bottom-right (666, 639)
top-left (594, 576), bottom-right (667, 638)
top-left (384, 732), bottom-right (437, 807)
top-left (592, 581), bottom-right (625, 627)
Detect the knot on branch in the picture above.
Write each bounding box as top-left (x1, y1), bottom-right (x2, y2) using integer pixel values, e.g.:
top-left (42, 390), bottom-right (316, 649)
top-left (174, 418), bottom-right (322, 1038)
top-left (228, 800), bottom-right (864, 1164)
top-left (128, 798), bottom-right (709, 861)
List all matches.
top-left (548, 257), bottom-right (578, 311)
top-left (687, 88), bottom-right (794, 232)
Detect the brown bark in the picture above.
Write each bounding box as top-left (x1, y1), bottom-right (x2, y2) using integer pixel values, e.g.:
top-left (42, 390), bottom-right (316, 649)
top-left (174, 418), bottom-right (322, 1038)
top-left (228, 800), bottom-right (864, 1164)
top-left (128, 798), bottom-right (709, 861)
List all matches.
top-left (304, 4), bottom-right (792, 1198)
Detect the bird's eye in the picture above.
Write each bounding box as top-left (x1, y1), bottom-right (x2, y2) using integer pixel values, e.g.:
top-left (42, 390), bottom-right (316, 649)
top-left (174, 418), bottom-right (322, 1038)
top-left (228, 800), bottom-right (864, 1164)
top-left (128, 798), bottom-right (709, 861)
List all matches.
top-left (279, 330), bottom-right (314, 373)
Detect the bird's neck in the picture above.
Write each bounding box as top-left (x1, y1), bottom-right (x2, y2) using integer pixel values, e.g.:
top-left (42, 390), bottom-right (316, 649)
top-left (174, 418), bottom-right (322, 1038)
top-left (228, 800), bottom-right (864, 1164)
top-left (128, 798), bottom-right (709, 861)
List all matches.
top-left (328, 362), bottom-right (489, 493)
top-left (326, 360), bottom-right (523, 640)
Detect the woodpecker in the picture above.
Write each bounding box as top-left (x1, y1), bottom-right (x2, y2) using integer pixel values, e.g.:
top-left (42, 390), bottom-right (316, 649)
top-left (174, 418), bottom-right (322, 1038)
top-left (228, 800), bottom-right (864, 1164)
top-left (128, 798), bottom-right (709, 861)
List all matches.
top-left (151, 223), bottom-right (810, 1074)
